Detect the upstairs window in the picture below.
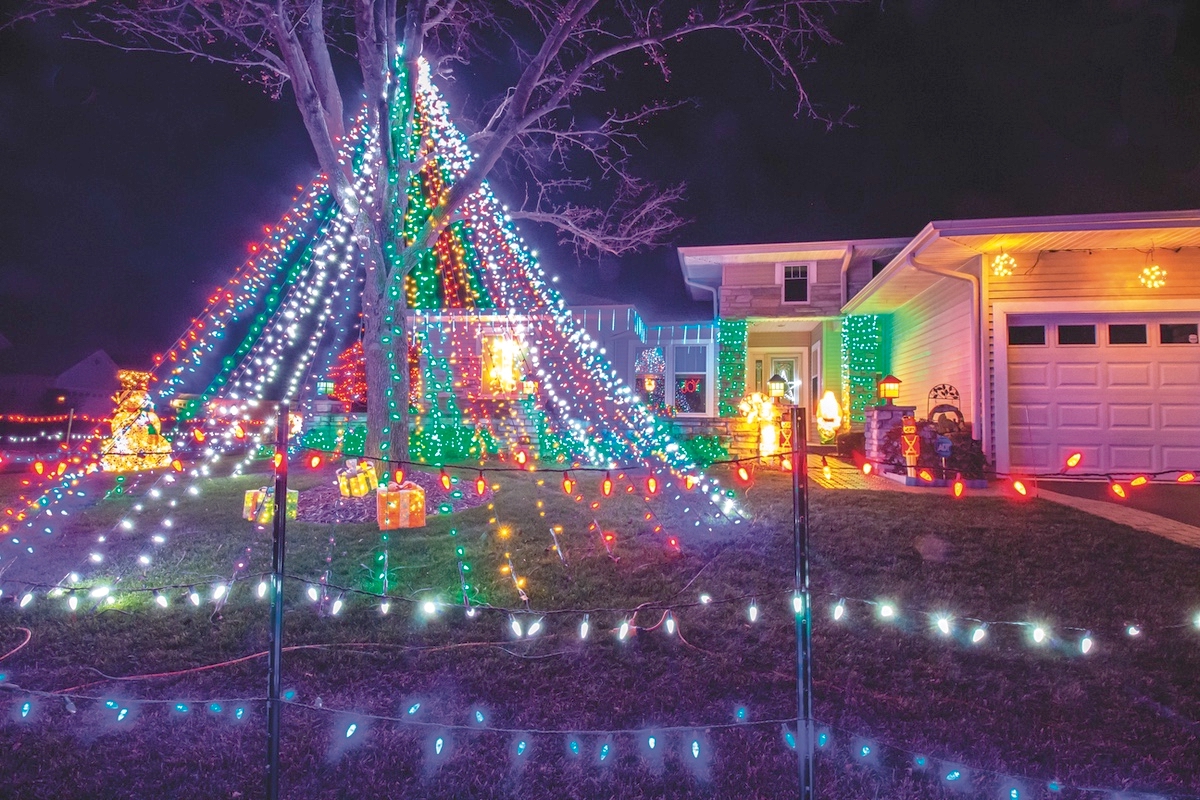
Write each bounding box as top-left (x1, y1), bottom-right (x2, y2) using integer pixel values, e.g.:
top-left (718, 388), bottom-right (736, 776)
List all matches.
top-left (780, 263), bottom-right (809, 303)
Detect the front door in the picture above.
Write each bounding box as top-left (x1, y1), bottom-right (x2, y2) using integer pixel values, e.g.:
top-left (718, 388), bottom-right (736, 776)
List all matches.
top-left (769, 357), bottom-right (800, 405)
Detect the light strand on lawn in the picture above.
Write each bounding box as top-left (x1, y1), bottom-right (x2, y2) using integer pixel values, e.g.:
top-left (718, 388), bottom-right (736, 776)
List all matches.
top-left (4, 687), bottom-right (1193, 800)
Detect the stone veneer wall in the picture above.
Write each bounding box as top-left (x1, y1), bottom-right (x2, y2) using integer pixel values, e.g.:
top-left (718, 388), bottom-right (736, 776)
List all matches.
top-left (671, 416), bottom-right (761, 461)
top-left (863, 404), bottom-right (915, 467)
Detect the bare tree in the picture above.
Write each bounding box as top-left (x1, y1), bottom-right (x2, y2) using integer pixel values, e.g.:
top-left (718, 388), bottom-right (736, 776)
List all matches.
top-left (9, 0), bottom-right (850, 462)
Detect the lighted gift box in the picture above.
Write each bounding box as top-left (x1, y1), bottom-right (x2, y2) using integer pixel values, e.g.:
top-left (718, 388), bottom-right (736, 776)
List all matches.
top-left (337, 459), bottom-right (377, 496)
top-left (336, 468), bottom-right (371, 497)
top-left (242, 487), bottom-right (298, 524)
top-left (377, 481), bottom-right (426, 530)
top-left (348, 459), bottom-right (379, 490)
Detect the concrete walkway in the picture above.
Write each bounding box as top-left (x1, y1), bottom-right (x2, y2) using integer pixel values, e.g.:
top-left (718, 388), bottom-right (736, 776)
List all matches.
top-left (809, 456), bottom-right (1200, 548)
top-left (1035, 487), bottom-right (1200, 549)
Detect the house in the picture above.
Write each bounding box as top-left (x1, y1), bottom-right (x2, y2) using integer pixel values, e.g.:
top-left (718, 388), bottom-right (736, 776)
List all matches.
top-left (673, 209), bottom-right (1200, 477)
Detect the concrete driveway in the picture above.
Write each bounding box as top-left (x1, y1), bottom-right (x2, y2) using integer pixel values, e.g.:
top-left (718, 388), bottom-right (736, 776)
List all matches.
top-left (1038, 480), bottom-right (1200, 528)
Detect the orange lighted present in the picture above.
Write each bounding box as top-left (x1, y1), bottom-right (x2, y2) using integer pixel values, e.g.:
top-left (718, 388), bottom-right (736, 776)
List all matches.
top-left (377, 480), bottom-right (426, 529)
top-left (242, 487), bottom-right (299, 523)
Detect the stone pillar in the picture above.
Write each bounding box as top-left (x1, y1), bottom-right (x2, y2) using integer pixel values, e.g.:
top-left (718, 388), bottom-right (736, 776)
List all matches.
top-left (864, 404), bottom-right (916, 468)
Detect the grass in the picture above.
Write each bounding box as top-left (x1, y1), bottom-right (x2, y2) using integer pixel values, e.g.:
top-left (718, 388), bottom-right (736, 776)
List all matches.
top-left (1, 465), bottom-right (1199, 799)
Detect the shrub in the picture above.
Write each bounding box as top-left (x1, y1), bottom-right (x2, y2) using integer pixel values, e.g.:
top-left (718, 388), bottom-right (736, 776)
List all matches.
top-left (880, 420), bottom-right (987, 479)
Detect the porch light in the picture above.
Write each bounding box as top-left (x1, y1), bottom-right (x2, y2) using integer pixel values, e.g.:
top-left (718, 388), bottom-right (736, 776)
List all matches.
top-left (878, 375), bottom-right (902, 405)
top-left (316, 378), bottom-right (334, 397)
top-left (767, 373), bottom-right (788, 399)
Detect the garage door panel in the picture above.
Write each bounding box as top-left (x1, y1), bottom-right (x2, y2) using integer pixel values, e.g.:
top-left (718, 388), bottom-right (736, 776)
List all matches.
top-left (1161, 404), bottom-right (1200, 430)
top-left (1106, 362), bottom-right (1151, 387)
top-left (1108, 404), bottom-right (1154, 429)
top-left (1010, 445), bottom-right (1049, 469)
top-left (1007, 312), bottom-right (1200, 474)
top-left (1056, 363), bottom-right (1099, 386)
top-left (1160, 362), bottom-right (1200, 387)
top-left (1056, 445), bottom-right (1101, 466)
top-left (1108, 446), bottom-right (1155, 471)
top-left (1057, 404), bottom-right (1101, 428)
top-left (1010, 363), bottom-right (1048, 386)
top-left (1162, 445), bottom-right (1200, 470)
top-left (1010, 404), bottom-right (1050, 429)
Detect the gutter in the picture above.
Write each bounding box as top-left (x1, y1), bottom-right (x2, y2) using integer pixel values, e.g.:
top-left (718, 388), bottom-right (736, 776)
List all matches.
top-left (684, 275), bottom-right (719, 319)
top-left (904, 253), bottom-right (987, 456)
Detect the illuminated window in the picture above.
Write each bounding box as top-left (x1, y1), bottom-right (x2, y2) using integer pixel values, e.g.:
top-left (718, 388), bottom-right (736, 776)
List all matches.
top-left (673, 345), bottom-right (707, 414)
top-left (483, 335), bottom-right (523, 395)
top-left (634, 347), bottom-right (666, 407)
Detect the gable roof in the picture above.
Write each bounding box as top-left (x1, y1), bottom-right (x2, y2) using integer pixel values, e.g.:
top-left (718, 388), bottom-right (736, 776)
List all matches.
top-left (845, 209), bottom-right (1200, 315)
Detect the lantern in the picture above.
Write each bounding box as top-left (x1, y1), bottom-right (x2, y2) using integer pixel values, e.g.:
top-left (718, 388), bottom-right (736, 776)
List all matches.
top-left (767, 373), bottom-right (788, 399)
top-left (316, 378), bottom-right (335, 397)
top-left (878, 375), bottom-right (902, 405)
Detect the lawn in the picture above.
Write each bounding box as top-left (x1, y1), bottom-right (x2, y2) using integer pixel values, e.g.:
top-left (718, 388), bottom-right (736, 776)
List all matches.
top-left (1, 464), bottom-right (1198, 799)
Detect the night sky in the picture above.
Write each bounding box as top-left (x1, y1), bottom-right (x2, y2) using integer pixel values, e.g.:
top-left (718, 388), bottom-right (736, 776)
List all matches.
top-left (3, 2), bottom-right (1200, 374)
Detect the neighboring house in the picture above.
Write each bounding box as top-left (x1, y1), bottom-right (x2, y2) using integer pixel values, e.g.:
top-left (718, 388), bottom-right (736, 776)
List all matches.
top-left (673, 209), bottom-right (1200, 476)
top-left (0, 350), bottom-right (121, 418)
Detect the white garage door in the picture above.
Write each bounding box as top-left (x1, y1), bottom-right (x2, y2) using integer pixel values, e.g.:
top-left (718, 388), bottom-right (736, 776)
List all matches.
top-left (1007, 313), bottom-right (1200, 474)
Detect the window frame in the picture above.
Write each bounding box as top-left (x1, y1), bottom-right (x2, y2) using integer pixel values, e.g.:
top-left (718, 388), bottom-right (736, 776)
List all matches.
top-left (670, 344), bottom-right (712, 416)
top-left (1007, 324), bottom-right (1047, 346)
top-left (1057, 324), bottom-right (1098, 346)
top-left (776, 261), bottom-right (814, 305)
top-left (1107, 323), bottom-right (1148, 346)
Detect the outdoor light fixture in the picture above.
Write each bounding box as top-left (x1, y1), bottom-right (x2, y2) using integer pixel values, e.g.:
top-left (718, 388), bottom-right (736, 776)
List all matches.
top-left (767, 373), bottom-right (788, 399)
top-left (878, 375), bottom-right (901, 405)
top-left (316, 378), bottom-right (334, 397)
top-left (992, 252), bottom-right (1015, 277)
top-left (643, 375), bottom-right (657, 393)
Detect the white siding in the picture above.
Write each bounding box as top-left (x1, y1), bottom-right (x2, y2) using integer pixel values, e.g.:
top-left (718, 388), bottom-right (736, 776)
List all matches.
top-left (890, 278), bottom-right (974, 420)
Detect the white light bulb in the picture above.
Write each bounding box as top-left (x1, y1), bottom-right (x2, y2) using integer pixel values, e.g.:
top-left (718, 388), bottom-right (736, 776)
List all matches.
top-left (665, 612), bottom-right (676, 636)
top-left (257, 581), bottom-right (268, 599)
top-left (579, 615), bottom-right (590, 640)
top-left (971, 625), bottom-right (987, 644)
top-left (1033, 626), bottom-right (1047, 644)
top-left (527, 618), bottom-right (543, 637)
top-left (936, 616), bottom-right (952, 636)
top-left (212, 584), bottom-right (227, 601)
top-left (879, 604), bottom-right (895, 619)
top-left (748, 602), bottom-right (759, 623)
top-left (1081, 634), bottom-right (1094, 654)
top-left (618, 620), bottom-right (631, 640)
top-left (833, 601), bottom-right (845, 621)
top-left (510, 616), bottom-right (523, 638)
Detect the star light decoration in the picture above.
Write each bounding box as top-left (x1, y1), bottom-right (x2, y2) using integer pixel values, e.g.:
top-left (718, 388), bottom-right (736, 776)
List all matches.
top-left (1139, 263), bottom-right (1166, 289)
top-left (991, 252), bottom-right (1016, 278)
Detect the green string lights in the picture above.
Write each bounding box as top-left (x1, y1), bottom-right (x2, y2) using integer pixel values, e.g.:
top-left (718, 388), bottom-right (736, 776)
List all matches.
top-left (716, 319), bottom-right (747, 418)
top-left (840, 315), bottom-right (885, 425)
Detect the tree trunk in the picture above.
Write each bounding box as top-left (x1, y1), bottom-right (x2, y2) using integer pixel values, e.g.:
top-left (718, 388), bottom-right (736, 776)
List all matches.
top-left (362, 246), bottom-right (409, 470)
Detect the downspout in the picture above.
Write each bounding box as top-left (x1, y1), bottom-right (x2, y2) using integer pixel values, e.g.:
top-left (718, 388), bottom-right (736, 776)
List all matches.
top-left (684, 276), bottom-right (719, 320)
top-left (905, 255), bottom-right (987, 455)
top-left (840, 244), bottom-right (855, 309)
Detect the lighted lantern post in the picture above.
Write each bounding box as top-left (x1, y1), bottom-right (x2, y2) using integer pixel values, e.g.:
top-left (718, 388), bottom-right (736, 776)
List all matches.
top-left (878, 374), bottom-right (902, 406)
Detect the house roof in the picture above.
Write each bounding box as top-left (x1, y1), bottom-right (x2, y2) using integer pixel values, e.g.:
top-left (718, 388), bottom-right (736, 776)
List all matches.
top-left (677, 237), bottom-right (910, 303)
top-left (843, 209), bottom-right (1200, 315)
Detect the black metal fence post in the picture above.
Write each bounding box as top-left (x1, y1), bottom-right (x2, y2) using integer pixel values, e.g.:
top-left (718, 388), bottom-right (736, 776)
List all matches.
top-left (267, 401), bottom-right (289, 800)
top-left (791, 406), bottom-right (815, 799)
